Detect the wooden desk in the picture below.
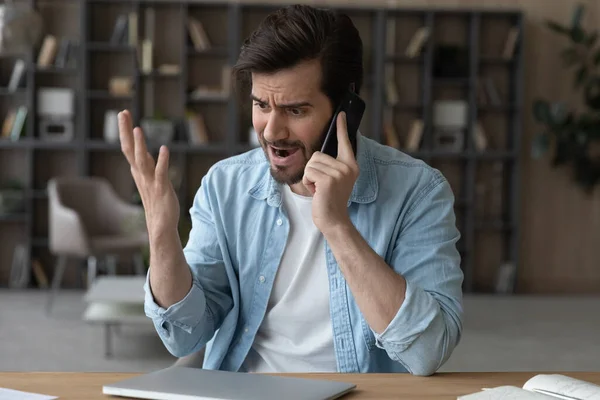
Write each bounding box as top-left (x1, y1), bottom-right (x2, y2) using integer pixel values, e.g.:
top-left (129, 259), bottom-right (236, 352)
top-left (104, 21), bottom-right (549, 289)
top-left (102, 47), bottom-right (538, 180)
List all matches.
top-left (1, 372), bottom-right (599, 399)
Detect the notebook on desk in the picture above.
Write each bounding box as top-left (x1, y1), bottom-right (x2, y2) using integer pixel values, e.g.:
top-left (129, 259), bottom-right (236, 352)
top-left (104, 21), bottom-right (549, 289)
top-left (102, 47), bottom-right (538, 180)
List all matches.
top-left (102, 366), bottom-right (356, 400)
top-left (458, 374), bottom-right (600, 400)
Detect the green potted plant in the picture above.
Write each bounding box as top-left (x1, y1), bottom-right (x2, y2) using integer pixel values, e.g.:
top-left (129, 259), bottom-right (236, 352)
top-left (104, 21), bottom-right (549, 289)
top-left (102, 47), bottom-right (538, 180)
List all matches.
top-left (532, 3), bottom-right (600, 192)
top-left (141, 111), bottom-right (175, 146)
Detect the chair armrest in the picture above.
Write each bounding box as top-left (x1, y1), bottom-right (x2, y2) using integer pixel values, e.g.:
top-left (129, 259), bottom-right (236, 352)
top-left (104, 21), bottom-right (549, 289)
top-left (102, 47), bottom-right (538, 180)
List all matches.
top-left (49, 192), bottom-right (91, 257)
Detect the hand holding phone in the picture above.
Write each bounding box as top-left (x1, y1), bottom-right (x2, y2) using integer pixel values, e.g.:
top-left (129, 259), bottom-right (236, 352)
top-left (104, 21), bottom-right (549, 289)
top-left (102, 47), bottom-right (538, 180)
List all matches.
top-left (320, 88), bottom-right (366, 159)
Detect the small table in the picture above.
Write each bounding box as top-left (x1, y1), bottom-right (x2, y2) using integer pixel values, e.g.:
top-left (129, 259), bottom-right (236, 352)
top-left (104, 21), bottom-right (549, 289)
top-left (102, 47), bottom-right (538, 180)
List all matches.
top-left (83, 276), bottom-right (150, 357)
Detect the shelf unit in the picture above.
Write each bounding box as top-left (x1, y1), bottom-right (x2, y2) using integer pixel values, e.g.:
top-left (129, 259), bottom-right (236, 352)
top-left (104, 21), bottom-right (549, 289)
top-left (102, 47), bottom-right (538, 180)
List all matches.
top-left (0, 1), bottom-right (523, 293)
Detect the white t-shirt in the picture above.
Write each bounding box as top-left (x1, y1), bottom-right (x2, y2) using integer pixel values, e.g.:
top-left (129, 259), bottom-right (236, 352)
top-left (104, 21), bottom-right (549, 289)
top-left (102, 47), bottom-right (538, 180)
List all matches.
top-left (242, 184), bottom-right (337, 373)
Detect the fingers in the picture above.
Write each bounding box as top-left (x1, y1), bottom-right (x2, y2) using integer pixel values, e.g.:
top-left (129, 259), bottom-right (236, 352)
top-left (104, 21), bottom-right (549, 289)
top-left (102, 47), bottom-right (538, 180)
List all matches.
top-left (335, 112), bottom-right (354, 163)
top-left (118, 110), bottom-right (135, 165)
top-left (306, 160), bottom-right (343, 181)
top-left (311, 151), bottom-right (355, 179)
top-left (155, 145), bottom-right (170, 184)
top-left (134, 127), bottom-right (155, 174)
top-left (302, 165), bottom-right (329, 193)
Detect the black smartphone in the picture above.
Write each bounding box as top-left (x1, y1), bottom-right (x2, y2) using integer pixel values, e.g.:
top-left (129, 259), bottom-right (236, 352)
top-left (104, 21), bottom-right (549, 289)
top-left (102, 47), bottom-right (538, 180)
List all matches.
top-left (320, 89), bottom-right (366, 159)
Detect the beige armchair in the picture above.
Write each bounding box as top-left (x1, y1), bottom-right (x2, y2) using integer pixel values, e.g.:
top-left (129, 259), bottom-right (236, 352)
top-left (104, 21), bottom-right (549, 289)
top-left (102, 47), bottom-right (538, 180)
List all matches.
top-left (46, 176), bottom-right (148, 314)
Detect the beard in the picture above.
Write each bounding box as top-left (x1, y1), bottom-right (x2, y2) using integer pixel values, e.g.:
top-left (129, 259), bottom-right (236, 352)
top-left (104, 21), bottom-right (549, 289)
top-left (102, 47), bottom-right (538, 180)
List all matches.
top-left (259, 132), bottom-right (324, 185)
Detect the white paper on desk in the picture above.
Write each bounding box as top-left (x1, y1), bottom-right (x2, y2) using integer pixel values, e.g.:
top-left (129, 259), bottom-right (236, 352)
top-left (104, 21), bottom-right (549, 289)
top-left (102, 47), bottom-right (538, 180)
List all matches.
top-left (0, 387), bottom-right (57, 400)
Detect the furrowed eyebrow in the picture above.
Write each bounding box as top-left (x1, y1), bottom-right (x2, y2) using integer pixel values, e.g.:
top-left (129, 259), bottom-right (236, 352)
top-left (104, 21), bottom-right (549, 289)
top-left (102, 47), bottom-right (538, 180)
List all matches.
top-left (250, 94), bottom-right (313, 108)
top-left (250, 94), bottom-right (266, 104)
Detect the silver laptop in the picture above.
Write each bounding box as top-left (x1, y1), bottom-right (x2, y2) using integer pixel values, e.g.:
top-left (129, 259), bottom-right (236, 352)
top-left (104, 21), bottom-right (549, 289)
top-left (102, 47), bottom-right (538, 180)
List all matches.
top-left (103, 366), bottom-right (356, 400)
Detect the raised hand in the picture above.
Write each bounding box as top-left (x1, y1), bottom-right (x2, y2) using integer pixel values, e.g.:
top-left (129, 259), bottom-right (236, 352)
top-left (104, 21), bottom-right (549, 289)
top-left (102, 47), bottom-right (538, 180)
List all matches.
top-left (118, 110), bottom-right (180, 240)
top-left (302, 111), bottom-right (359, 235)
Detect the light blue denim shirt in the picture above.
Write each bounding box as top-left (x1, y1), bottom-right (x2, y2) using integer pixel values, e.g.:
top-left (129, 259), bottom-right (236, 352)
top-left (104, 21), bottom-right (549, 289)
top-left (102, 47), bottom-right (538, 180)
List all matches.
top-left (144, 133), bottom-right (464, 376)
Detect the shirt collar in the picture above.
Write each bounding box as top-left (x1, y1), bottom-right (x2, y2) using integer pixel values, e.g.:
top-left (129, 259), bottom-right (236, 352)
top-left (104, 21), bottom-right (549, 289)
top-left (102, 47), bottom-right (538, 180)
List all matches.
top-left (248, 132), bottom-right (378, 207)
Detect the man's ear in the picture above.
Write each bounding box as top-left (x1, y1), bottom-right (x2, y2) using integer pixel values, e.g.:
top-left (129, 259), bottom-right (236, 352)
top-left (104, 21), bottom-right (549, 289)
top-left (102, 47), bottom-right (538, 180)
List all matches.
top-left (349, 82), bottom-right (356, 92)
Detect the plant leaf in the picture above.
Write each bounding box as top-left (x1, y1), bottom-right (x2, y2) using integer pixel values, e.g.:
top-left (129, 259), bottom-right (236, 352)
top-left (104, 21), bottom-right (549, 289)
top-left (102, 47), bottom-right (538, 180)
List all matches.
top-left (533, 100), bottom-right (552, 124)
top-left (561, 47), bottom-right (579, 66)
top-left (546, 20), bottom-right (571, 35)
top-left (584, 76), bottom-right (600, 110)
top-left (571, 3), bottom-right (585, 29)
top-left (594, 49), bottom-right (600, 66)
top-left (571, 26), bottom-right (586, 43)
top-left (532, 132), bottom-right (550, 159)
top-left (585, 31), bottom-right (598, 48)
top-left (575, 66), bottom-right (588, 88)
top-left (552, 139), bottom-right (570, 166)
top-left (550, 102), bottom-right (568, 125)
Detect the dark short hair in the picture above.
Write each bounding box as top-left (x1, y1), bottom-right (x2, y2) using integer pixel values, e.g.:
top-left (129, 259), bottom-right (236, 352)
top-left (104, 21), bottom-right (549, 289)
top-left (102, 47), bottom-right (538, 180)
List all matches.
top-left (232, 4), bottom-right (363, 107)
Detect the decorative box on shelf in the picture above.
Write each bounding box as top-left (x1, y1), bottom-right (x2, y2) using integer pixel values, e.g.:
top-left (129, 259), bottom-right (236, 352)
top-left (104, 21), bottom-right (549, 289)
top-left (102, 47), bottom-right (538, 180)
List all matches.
top-left (37, 87), bottom-right (75, 142)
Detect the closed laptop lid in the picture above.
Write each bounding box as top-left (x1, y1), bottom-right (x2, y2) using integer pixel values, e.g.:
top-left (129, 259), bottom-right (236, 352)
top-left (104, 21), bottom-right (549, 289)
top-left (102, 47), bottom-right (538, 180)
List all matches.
top-left (102, 366), bottom-right (356, 400)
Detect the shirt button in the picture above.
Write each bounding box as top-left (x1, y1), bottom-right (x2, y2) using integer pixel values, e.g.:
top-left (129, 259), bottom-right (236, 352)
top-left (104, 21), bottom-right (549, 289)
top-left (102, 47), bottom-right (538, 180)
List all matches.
top-left (276, 218), bottom-right (282, 226)
top-left (244, 327), bottom-right (249, 333)
top-left (259, 275), bottom-right (265, 283)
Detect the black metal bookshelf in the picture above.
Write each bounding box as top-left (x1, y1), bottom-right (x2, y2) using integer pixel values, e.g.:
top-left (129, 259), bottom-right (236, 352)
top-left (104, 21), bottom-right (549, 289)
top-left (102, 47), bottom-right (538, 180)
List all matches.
top-left (0, 0), bottom-right (524, 294)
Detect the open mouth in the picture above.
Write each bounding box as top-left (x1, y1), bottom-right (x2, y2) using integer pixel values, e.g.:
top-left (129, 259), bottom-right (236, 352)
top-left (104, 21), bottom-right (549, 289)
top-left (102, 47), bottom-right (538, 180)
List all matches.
top-left (272, 146), bottom-right (299, 158)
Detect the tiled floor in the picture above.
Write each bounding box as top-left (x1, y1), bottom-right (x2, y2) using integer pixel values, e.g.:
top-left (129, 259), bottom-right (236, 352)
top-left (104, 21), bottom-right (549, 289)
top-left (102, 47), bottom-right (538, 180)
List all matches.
top-left (1, 290), bottom-right (599, 372)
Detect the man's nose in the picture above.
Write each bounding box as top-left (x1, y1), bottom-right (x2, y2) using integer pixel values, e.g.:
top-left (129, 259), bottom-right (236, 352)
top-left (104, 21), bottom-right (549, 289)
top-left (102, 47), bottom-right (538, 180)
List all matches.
top-left (263, 111), bottom-right (288, 143)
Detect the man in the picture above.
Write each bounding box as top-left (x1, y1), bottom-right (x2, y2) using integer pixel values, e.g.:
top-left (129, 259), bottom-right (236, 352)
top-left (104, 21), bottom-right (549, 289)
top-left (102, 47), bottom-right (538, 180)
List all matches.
top-left (118, 4), bottom-right (463, 375)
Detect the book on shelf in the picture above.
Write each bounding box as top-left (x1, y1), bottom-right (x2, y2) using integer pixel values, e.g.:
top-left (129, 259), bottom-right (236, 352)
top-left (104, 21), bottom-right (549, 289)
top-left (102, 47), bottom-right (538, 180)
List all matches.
top-left (128, 12), bottom-right (138, 46)
top-left (384, 78), bottom-right (399, 106)
top-left (404, 119), bottom-right (424, 152)
top-left (189, 66), bottom-right (232, 99)
top-left (141, 39), bottom-right (153, 74)
top-left (188, 17), bottom-right (211, 51)
top-left (0, 106), bottom-right (28, 141)
top-left (9, 106), bottom-right (28, 141)
top-left (476, 77), bottom-right (502, 106)
top-left (7, 59), bottom-right (26, 92)
top-left (189, 85), bottom-right (226, 100)
top-left (473, 121), bottom-right (488, 151)
top-left (458, 373), bottom-right (600, 400)
top-left (222, 65), bottom-right (232, 94)
top-left (476, 78), bottom-right (488, 106)
top-left (54, 38), bottom-right (71, 68)
top-left (384, 62), bottom-right (398, 106)
top-left (157, 64), bottom-right (181, 76)
top-left (65, 41), bottom-right (80, 69)
top-left (110, 14), bottom-right (129, 45)
top-left (37, 35), bottom-right (58, 67)
top-left (405, 27), bottom-right (429, 58)
top-left (109, 76), bottom-right (133, 96)
top-left (1, 109), bottom-right (16, 139)
top-left (503, 26), bottom-right (520, 60)
top-left (186, 111), bottom-right (210, 145)
top-left (382, 109), bottom-right (400, 149)
top-left (484, 77), bottom-right (502, 106)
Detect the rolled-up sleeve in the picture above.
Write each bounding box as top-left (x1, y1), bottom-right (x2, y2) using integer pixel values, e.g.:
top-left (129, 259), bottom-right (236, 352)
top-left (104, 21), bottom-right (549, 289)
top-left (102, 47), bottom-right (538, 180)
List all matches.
top-left (143, 170), bottom-right (233, 358)
top-left (374, 175), bottom-right (464, 376)
top-left (144, 273), bottom-right (210, 343)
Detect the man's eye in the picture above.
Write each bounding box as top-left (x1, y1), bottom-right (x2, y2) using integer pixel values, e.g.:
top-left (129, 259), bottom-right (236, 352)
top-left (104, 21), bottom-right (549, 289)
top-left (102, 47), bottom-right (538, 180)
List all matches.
top-left (254, 102), bottom-right (268, 109)
top-left (288, 108), bottom-right (302, 116)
